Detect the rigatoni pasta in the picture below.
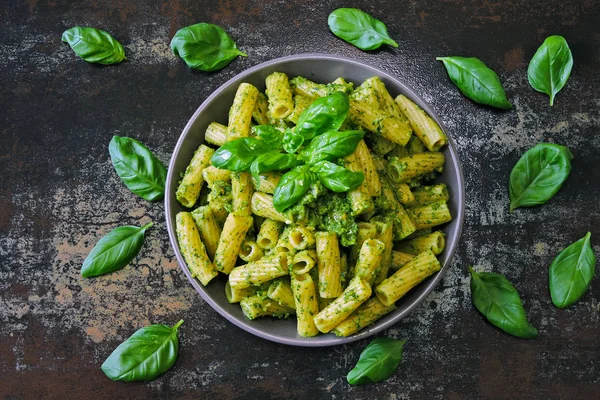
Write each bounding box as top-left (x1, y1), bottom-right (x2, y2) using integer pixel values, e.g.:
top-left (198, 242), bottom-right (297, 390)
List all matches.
top-left (175, 72), bottom-right (454, 338)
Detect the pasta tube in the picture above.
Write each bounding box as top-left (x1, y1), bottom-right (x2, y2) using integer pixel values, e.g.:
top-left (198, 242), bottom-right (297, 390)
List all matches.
top-left (205, 122), bottom-right (227, 147)
top-left (344, 151), bottom-right (374, 216)
top-left (411, 184), bottom-right (449, 206)
top-left (232, 171), bottom-right (253, 216)
top-left (406, 201), bottom-right (452, 230)
top-left (240, 294), bottom-right (295, 320)
top-left (332, 297), bottom-right (396, 337)
top-left (176, 212), bottom-right (218, 286)
top-left (313, 277), bottom-right (372, 333)
top-left (387, 153), bottom-right (445, 183)
top-left (354, 139), bottom-right (381, 196)
top-left (286, 94), bottom-right (313, 124)
top-left (267, 279), bottom-right (296, 310)
top-left (291, 273), bottom-right (320, 337)
top-left (288, 225), bottom-right (316, 251)
top-left (316, 232), bottom-right (343, 299)
top-left (190, 205), bottom-right (222, 260)
top-left (252, 172), bottom-right (282, 194)
top-left (202, 166), bottom-right (231, 188)
top-left (353, 238), bottom-right (386, 285)
top-left (291, 250), bottom-right (317, 275)
top-left (290, 76), bottom-right (328, 99)
top-left (374, 221), bottom-right (394, 284)
top-left (214, 212), bottom-right (254, 274)
top-left (176, 144), bottom-right (214, 208)
top-left (396, 94), bottom-right (448, 152)
top-left (350, 222), bottom-right (378, 267)
top-left (239, 239), bottom-right (264, 262)
top-left (225, 281), bottom-right (258, 303)
top-left (375, 250), bottom-right (441, 306)
top-left (251, 192), bottom-right (292, 223)
top-left (266, 72), bottom-right (294, 119)
top-left (227, 83), bottom-right (259, 141)
top-left (229, 253), bottom-right (289, 289)
top-left (257, 218), bottom-right (284, 249)
top-left (396, 231), bottom-right (446, 256)
top-left (390, 251), bottom-right (415, 271)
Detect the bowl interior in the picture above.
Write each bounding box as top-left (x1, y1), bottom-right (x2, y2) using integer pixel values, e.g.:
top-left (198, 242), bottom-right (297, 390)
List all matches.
top-left (166, 54), bottom-right (465, 347)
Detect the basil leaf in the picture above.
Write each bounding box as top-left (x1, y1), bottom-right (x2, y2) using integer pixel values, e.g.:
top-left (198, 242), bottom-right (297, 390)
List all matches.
top-left (252, 125), bottom-right (283, 147)
top-left (81, 223), bottom-right (153, 278)
top-left (273, 165), bottom-right (315, 212)
top-left (300, 130), bottom-right (364, 165)
top-left (61, 26), bottom-right (126, 65)
top-left (328, 8), bottom-right (398, 51)
top-left (311, 161), bottom-right (364, 192)
top-left (109, 136), bottom-right (167, 201)
top-left (549, 232), bottom-right (596, 308)
top-left (102, 320), bottom-right (183, 382)
top-left (250, 151), bottom-right (297, 184)
top-left (211, 137), bottom-right (268, 171)
top-left (528, 35), bottom-right (573, 106)
top-left (436, 56), bottom-right (512, 109)
top-left (170, 23), bottom-right (247, 72)
top-left (295, 92), bottom-right (350, 140)
top-left (469, 267), bottom-right (538, 339)
top-left (347, 338), bottom-right (406, 385)
top-left (509, 143), bottom-right (573, 212)
top-left (282, 129), bottom-right (305, 154)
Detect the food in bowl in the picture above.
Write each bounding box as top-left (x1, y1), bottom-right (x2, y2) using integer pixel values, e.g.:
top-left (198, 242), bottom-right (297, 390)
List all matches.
top-left (173, 71), bottom-right (453, 338)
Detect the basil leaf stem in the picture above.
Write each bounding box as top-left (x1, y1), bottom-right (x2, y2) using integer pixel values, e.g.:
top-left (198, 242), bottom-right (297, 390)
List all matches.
top-left (509, 143), bottom-right (573, 211)
top-left (101, 320), bottom-right (183, 381)
top-left (81, 223), bottom-right (153, 278)
top-left (436, 56), bottom-right (511, 109)
top-left (170, 23), bottom-right (246, 72)
top-left (62, 26), bottom-right (126, 65)
top-left (347, 338), bottom-right (406, 385)
top-left (109, 136), bottom-right (167, 202)
top-left (549, 232), bottom-right (596, 308)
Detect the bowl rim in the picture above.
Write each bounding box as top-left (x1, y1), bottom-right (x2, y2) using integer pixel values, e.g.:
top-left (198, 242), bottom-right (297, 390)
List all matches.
top-left (165, 53), bottom-right (465, 347)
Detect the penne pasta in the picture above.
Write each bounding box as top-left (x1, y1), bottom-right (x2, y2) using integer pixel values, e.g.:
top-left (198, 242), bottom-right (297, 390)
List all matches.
top-left (176, 212), bottom-right (218, 286)
top-left (214, 212), bottom-right (254, 274)
top-left (176, 144), bottom-right (214, 208)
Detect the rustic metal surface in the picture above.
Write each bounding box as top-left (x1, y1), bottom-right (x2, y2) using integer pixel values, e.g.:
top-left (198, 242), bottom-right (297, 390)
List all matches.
top-left (1, 0), bottom-right (598, 398)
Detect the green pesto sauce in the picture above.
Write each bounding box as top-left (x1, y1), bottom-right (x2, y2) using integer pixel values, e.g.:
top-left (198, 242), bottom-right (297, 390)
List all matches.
top-left (313, 193), bottom-right (358, 247)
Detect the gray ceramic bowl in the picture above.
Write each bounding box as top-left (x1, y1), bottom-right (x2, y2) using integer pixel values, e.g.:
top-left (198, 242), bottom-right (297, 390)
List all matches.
top-left (166, 54), bottom-right (465, 347)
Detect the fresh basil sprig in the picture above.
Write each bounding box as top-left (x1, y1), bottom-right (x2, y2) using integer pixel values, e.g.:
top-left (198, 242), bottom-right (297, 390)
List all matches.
top-left (300, 130), bottom-right (364, 165)
top-left (328, 8), bottom-right (398, 51)
top-left (509, 143), bottom-right (573, 212)
top-left (102, 320), bottom-right (183, 382)
top-left (528, 35), bottom-right (573, 106)
top-left (273, 165), bottom-right (315, 212)
top-left (81, 223), bottom-right (153, 278)
top-left (311, 161), bottom-right (364, 192)
top-left (549, 232), bottom-right (596, 308)
top-left (436, 56), bottom-right (511, 109)
top-left (62, 27), bottom-right (126, 65)
top-left (170, 23), bottom-right (247, 72)
top-left (294, 92), bottom-right (350, 140)
top-left (109, 136), bottom-right (167, 202)
top-left (347, 338), bottom-right (406, 385)
top-left (211, 137), bottom-right (269, 171)
top-left (250, 152), bottom-right (297, 185)
top-left (469, 267), bottom-right (538, 339)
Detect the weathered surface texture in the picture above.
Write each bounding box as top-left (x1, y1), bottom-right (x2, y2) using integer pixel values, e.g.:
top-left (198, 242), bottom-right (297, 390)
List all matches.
top-left (1, 0), bottom-right (598, 399)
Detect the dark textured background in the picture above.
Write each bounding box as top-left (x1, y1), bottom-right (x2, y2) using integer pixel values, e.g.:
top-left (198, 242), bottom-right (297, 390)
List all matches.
top-left (1, 0), bottom-right (599, 398)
